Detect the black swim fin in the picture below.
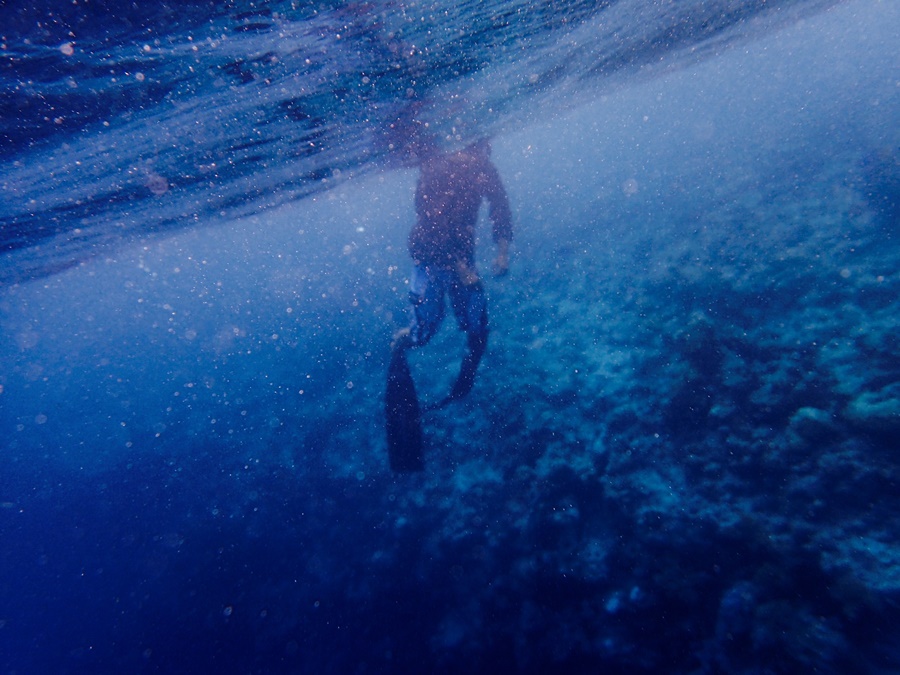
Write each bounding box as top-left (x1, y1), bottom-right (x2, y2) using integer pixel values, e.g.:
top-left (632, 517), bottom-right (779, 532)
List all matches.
top-left (422, 331), bottom-right (488, 412)
top-left (385, 346), bottom-right (424, 471)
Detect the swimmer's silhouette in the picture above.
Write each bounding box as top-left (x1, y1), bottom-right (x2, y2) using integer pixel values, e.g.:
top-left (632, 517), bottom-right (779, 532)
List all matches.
top-left (386, 138), bottom-right (513, 471)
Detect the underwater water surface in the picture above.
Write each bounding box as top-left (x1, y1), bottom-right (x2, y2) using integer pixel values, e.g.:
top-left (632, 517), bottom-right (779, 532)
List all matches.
top-left (1, 0), bottom-right (899, 673)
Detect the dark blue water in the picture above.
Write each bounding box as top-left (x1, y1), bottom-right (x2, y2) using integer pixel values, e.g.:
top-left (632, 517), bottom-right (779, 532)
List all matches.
top-left (2, 0), bottom-right (899, 673)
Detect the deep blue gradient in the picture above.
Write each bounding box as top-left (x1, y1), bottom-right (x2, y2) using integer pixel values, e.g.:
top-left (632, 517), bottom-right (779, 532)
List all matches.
top-left (2, 0), bottom-right (899, 673)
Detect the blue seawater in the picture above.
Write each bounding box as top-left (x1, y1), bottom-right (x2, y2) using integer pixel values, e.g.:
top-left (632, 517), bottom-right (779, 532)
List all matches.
top-left (1, 0), bottom-right (898, 673)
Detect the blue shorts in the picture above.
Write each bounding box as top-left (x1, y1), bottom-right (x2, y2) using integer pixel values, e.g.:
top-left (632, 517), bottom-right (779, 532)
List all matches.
top-left (407, 265), bottom-right (488, 347)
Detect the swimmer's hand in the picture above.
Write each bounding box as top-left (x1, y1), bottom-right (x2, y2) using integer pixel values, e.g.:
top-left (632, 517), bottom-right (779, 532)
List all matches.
top-left (455, 259), bottom-right (481, 286)
top-left (493, 239), bottom-right (510, 277)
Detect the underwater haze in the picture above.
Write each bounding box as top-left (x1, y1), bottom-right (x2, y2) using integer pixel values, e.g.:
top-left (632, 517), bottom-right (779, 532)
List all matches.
top-left (2, 0), bottom-right (899, 673)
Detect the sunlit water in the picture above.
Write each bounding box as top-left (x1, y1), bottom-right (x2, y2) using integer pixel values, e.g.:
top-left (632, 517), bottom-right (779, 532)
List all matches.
top-left (3, 0), bottom-right (841, 282)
